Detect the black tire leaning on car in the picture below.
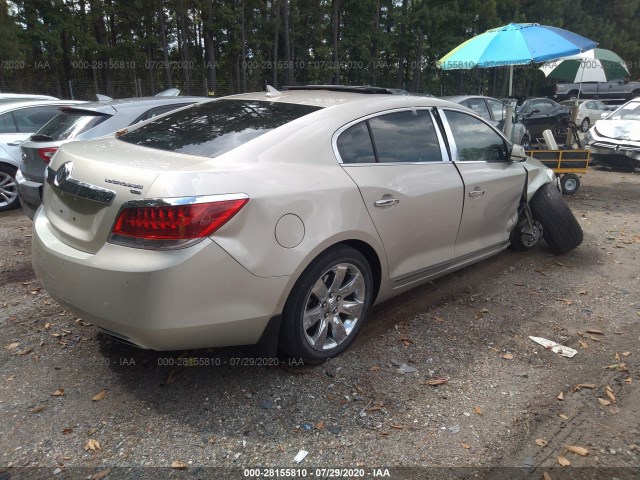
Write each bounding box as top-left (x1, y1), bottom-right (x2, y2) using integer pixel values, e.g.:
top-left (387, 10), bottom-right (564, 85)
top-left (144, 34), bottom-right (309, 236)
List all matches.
top-left (0, 164), bottom-right (20, 212)
top-left (280, 245), bottom-right (373, 364)
top-left (530, 183), bottom-right (583, 254)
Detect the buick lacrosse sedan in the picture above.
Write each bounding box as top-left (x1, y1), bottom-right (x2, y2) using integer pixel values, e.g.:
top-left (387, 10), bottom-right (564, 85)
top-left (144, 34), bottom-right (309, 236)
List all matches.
top-left (32, 86), bottom-right (583, 363)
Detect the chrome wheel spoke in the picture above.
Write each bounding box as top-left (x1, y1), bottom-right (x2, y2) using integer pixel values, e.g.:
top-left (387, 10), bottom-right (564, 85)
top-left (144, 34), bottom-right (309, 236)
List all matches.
top-left (303, 305), bottom-right (323, 331)
top-left (338, 272), bottom-right (364, 298)
top-left (339, 300), bottom-right (363, 317)
top-left (330, 316), bottom-right (348, 343)
top-left (328, 264), bottom-right (348, 292)
top-left (310, 277), bottom-right (328, 301)
top-left (308, 318), bottom-right (329, 349)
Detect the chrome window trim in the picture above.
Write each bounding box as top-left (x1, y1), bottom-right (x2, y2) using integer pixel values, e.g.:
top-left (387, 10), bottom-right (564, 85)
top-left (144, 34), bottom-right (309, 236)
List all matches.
top-left (332, 107), bottom-right (450, 166)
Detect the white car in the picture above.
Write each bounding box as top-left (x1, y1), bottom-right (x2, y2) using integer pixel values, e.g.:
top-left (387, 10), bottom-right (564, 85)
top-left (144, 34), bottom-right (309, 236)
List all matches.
top-left (0, 100), bottom-right (84, 211)
top-left (31, 86), bottom-right (583, 363)
top-left (586, 98), bottom-right (640, 171)
top-left (560, 99), bottom-right (611, 132)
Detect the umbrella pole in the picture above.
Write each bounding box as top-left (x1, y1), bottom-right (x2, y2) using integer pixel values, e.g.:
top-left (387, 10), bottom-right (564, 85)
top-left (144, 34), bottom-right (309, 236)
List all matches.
top-left (508, 65), bottom-right (514, 97)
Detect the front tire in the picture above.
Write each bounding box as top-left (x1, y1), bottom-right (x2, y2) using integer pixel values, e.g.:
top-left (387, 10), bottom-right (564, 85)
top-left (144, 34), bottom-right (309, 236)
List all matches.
top-left (0, 164), bottom-right (20, 212)
top-left (530, 183), bottom-right (583, 254)
top-left (560, 174), bottom-right (580, 195)
top-left (280, 245), bottom-right (373, 364)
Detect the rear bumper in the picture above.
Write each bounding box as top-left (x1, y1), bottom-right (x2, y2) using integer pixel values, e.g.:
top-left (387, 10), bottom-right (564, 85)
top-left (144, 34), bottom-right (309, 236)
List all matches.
top-left (16, 169), bottom-right (42, 220)
top-left (32, 210), bottom-right (290, 350)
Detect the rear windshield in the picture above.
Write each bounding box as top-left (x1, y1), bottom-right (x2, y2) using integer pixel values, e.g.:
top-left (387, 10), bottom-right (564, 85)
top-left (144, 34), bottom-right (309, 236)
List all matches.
top-left (119, 99), bottom-right (322, 158)
top-left (36, 109), bottom-right (111, 141)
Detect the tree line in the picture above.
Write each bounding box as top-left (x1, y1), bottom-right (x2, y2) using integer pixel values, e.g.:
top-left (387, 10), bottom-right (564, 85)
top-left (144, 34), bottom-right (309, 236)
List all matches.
top-left (0, 0), bottom-right (638, 100)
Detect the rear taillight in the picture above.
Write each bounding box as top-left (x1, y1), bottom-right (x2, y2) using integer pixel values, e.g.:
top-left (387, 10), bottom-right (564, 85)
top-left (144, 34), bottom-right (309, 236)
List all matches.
top-left (38, 147), bottom-right (59, 163)
top-left (110, 196), bottom-right (248, 249)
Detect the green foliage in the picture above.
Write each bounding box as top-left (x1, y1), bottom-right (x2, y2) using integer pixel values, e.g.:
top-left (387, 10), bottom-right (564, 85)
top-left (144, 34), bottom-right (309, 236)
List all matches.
top-left (1, 0), bottom-right (638, 98)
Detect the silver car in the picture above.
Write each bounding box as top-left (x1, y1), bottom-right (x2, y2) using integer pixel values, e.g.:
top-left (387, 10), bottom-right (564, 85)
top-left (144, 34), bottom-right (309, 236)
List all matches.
top-left (0, 100), bottom-right (85, 211)
top-left (32, 87), bottom-right (583, 363)
top-left (17, 95), bottom-right (208, 219)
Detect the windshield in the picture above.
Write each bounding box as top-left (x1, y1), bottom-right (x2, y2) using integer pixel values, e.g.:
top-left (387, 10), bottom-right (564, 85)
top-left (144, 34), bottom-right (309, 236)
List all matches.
top-left (607, 101), bottom-right (640, 121)
top-left (35, 109), bottom-right (111, 141)
top-left (119, 99), bottom-right (322, 158)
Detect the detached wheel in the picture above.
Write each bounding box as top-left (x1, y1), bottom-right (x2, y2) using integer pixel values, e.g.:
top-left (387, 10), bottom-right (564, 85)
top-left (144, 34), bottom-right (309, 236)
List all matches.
top-left (580, 118), bottom-right (590, 132)
top-left (0, 164), bottom-right (20, 212)
top-left (510, 217), bottom-right (543, 251)
top-left (530, 183), bottom-right (583, 254)
top-left (560, 174), bottom-right (580, 195)
top-left (280, 245), bottom-right (373, 364)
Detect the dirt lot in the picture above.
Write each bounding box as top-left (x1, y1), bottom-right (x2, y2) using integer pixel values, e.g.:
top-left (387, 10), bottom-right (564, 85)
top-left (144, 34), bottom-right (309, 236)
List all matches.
top-left (1, 168), bottom-right (639, 480)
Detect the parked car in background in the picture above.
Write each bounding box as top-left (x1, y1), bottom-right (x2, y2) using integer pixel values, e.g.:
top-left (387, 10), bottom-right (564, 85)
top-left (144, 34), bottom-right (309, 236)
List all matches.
top-left (17, 94), bottom-right (208, 218)
top-left (443, 95), bottom-right (531, 146)
top-left (559, 99), bottom-right (612, 132)
top-left (0, 100), bottom-right (84, 211)
top-left (32, 86), bottom-right (583, 364)
top-left (585, 98), bottom-right (640, 171)
top-left (516, 98), bottom-right (571, 142)
top-left (0, 93), bottom-right (58, 105)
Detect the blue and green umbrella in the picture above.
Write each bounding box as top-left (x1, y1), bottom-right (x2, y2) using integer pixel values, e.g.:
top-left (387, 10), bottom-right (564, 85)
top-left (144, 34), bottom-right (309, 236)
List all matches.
top-left (437, 23), bottom-right (597, 95)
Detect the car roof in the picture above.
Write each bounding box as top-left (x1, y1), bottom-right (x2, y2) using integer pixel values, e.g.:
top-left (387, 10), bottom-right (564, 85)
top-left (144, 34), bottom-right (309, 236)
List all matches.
top-left (441, 95), bottom-right (500, 103)
top-left (218, 89), bottom-right (462, 110)
top-left (0, 99), bottom-right (85, 114)
top-left (66, 95), bottom-right (211, 114)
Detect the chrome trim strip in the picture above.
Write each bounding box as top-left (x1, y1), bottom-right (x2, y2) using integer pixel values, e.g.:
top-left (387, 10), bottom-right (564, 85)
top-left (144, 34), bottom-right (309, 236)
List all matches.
top-left (46, 166), bottom-right (116, 205)
top-left (391, 241), bottom-right (509, 287)
top-left (119, 193), bottom-right (249, 209)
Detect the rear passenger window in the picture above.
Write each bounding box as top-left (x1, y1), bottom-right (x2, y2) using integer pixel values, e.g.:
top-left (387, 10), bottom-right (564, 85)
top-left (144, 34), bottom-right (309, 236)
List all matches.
top-left (338, 109), bottom-right (442, 164)
top-left (336, 122), bottom-right (375, 164)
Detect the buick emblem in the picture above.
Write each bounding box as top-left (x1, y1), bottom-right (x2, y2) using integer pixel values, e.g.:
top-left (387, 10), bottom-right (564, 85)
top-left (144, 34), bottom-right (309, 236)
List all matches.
top-left (54, 162), bottom-right (73, 187)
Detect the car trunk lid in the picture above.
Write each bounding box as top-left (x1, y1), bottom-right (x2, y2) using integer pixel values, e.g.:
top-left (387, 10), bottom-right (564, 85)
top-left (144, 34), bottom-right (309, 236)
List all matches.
top-left (42, 138), bottom-right (212, 254)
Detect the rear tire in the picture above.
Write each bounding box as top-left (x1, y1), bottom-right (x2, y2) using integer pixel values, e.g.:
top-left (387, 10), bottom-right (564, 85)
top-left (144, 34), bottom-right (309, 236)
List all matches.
top-left (280, 245), bottom-right (373, 364)
top-left (560, 174), bottom-right (580, 195)
top-left (0, 164), bottom-right (20, 212)
top-left (530, 183), bottom-right (583, 254)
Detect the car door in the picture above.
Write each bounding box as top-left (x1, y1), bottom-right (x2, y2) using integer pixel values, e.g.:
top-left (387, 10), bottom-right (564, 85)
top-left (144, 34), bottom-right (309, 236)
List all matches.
top-left (439, 109), bottom-right (525, 258)
top-left (336, 108), bottom-right (464, 288)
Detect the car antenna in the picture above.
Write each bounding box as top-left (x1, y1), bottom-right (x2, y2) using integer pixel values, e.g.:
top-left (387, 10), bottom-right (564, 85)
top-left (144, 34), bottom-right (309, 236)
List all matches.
top-left (96, 94), bottom-right (113, 101)
top-left (265, 85), bottom-right (282, 97)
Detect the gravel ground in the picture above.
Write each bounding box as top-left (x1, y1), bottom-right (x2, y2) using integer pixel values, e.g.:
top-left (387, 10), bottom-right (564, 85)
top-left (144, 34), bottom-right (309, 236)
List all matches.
top-left (1, 167), bottom-right (639, 480)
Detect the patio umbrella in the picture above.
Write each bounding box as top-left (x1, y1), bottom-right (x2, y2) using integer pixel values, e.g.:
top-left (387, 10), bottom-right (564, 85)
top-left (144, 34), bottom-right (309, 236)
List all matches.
top-left (437, 23), bottom-right (597, 96)
top-left (539, 48), bottom-right (629, 83)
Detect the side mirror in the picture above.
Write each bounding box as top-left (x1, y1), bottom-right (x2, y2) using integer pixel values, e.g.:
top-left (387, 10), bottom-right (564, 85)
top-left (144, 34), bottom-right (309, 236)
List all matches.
top-left (510, 144), bottom-right (527, 162)
top-left (600, 112), bottom-right (610, 119)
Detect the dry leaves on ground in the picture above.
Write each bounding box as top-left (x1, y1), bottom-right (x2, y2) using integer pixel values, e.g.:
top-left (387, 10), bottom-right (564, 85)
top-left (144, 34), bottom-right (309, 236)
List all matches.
top-left (85, 439), bottom-right (101, 451)
top-left (92, 390), bottom-right (107, 402)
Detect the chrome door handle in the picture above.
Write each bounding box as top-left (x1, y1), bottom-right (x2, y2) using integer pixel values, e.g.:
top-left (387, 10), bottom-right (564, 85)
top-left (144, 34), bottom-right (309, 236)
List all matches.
top-left (374, 198), bottom-right (399, 207)
top-left (7, 142), bottom-right (21, 146)
top-left (469, 189), bottom-right (485, 197)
